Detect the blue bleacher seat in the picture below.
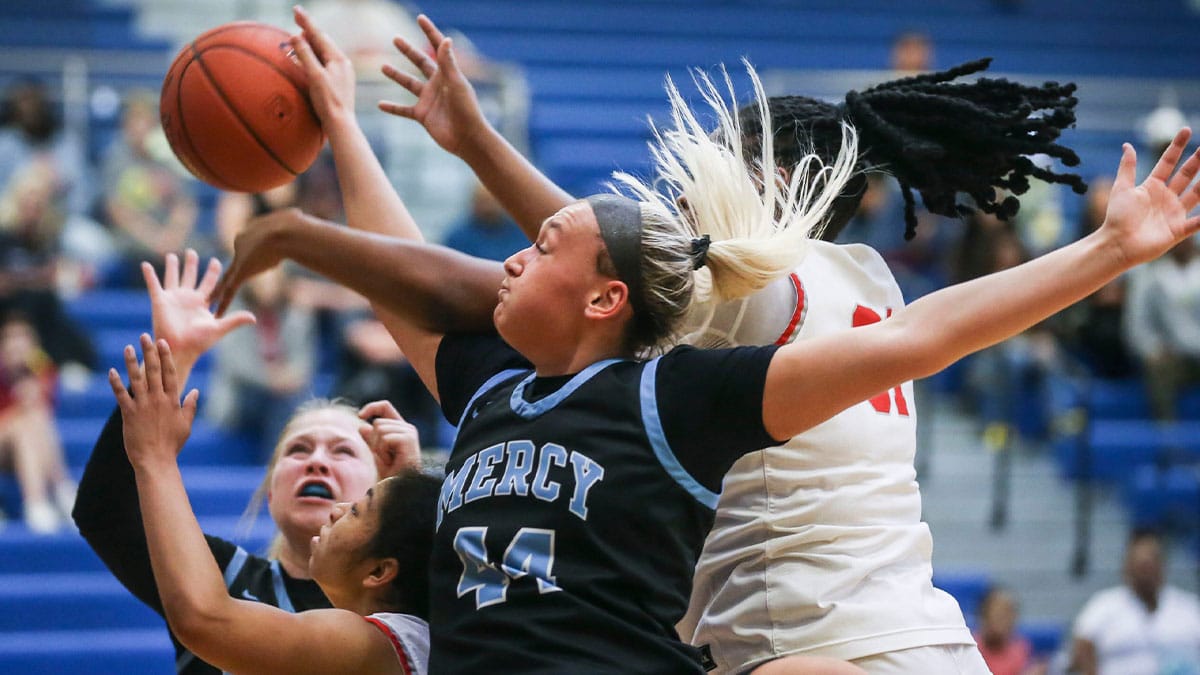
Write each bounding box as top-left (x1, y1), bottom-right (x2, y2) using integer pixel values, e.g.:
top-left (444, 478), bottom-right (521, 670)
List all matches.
top-left (933, 569), bottom-right (992, 621)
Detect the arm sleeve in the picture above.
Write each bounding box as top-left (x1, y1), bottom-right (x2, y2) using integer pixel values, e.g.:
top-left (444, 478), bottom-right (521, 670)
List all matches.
top-left (435, 333), bottom-right (530, 424)
top-left (72, 406), bottom-right (238, 615)
top-left (655, 344), bottom-right (783, 493)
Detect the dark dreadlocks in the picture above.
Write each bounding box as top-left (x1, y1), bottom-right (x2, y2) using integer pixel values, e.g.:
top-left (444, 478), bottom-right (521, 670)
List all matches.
top-left (738, 58), bottom-right (1088, 241)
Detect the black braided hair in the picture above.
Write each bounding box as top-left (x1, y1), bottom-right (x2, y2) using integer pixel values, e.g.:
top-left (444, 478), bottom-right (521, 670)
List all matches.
top-left (738, 58), bottom-right (1087, 241)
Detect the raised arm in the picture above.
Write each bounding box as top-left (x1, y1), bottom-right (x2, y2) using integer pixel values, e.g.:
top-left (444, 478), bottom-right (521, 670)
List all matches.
top-left (73, 251), bottom-right (255, 608)
top-left (108, 337), bottom-right (398, 675)
top-left (289, 6), bottom-right (421, 241)
top-left (212, 208), bottom-right (507, 397)
top-left (379, 13), bottom-right (572, 238)
top-left (763, 130), bottom-right (1200, 439)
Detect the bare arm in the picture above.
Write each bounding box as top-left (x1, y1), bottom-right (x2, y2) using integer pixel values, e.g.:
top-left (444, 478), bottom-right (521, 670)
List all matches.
top-left (109, 337), bottom-right (400, 675)
top-left (290, 6), bottom-right (421, 241)
top-left (379, 14), bottom-right (572, 238)
top-left (764, 132), bottom-right (1200, 439)
top-left (213, 209), bottom-right (505, 397)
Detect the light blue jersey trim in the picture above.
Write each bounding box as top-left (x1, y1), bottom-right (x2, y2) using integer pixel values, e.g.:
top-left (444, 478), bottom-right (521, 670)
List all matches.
top-left (269, 560), bottom-right (294, 612)
top-left (509, 359), bottom-right (624, 419)
top-left (639, 358), bottom-right (720, 509)
top-left (458, 368), bottom-right (529, 429)
top-left (222, 546), bottom-right (249, 587)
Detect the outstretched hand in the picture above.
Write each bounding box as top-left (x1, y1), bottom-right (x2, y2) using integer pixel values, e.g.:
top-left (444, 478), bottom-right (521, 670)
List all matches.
top-left (358, 400), bottom-right (422, 478)
top-left (108, 334), bottom-right (199, 470)
top-left (210, 209), bottom-right (300, 317)
top-left (1102, 127), bottom-right (1200, 267)
top-left (146, 250), bottom-right (255, 374)
top-left (378, 14), bottom-right (488, 156)
top-left (290, 5), bottom-right (356, 125)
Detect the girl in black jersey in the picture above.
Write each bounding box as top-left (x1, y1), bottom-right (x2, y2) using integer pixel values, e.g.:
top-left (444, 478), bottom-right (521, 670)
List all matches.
top-left (208, 10), bottom-right (1200, 675)
top-left (74, 250), bottom-right (423, 674)
top-left (108, 333), bottom-right (438, 675)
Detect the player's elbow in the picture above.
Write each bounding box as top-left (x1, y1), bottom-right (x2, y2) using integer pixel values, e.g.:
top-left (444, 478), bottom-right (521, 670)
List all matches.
top-left (163, 598), bottom-right (229, 654)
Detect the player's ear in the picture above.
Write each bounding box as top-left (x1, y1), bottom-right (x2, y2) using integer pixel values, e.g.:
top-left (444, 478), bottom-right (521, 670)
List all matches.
top-left (585, 279), bottom-right (628, 321)
top-left (363, 558), bottom-right (399, 591)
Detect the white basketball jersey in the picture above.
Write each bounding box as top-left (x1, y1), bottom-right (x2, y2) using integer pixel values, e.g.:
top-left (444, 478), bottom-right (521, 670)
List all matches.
top-left (678, 241), bottom-right (973, 672)
top-left (365, 612), bottom-right (430, 675)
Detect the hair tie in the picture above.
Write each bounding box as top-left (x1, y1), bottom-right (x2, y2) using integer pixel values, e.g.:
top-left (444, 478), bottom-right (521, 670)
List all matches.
top-left (690, 235), bottom-right (711, 270)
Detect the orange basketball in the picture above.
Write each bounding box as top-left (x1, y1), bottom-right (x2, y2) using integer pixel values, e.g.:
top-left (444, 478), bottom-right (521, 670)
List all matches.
top-left (160, 22), bottom-right (324, 193)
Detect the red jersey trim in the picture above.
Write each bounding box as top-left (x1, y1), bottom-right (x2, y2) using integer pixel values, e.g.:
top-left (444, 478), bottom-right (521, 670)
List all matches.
top-left (774, 272), bottom-right (807, 346)
top-left (364, 616), bottom-right (413, 675)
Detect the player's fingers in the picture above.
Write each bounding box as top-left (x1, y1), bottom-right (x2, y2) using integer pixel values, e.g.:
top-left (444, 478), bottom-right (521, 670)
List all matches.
top-left (290, 34), bottom-right (323, 75)
top-left (163, 252), bottom-right (180, 289)
top-left (141, 334), bottom-right (163, 394)
top-left (378, 100), bottom-right (416, 120)
top-left (416, 14), bottom-right (448, 50)
top-left (180, 249), bottom-right (199, 290)
top-left (1149, 127), bottom-right (1191, 185)
top-left (182, 389), bottom-right (200, 426)
top-left (216, 310), bottom-right (257, 336)
top-left (158, 339), bottom-right (180, 400)
top-left (141, 261), bottom-right (164, 299)
top-left (108, 368), bottom-right (133, 409)
top-left (197, 257), bottom-right (223, 297)
top-left (123, 344), bottom-right (146, 399)
top-left (393, 34), bottom-right (436, 79)
top-left (381, 62), bottom-right (424, 95)
top-left (1112, 143), bottom-right (1138, 193)
top-left (439, 37), bottom-right (461, 76)
top-left (1183, 175), bottom-right (1200, 213)
top-left (359, 399), bottom-right (402, 421)
top-left (1169, 145), bottom-right (1200, 196)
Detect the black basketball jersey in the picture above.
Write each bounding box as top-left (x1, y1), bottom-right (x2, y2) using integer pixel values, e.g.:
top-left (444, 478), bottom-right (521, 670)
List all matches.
top-left (430, 334), bottom-right (778, 674)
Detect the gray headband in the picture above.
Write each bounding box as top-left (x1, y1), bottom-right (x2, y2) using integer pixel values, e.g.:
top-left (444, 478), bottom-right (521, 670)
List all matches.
top-left (587, 194), bottom-right (645, 316)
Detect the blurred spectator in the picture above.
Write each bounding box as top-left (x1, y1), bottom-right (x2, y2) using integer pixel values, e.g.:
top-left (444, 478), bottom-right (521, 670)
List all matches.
top-left (1123, 233), bottom-right (1200, 420)
top-left (1056, 176), bottom-right (1137, 379)
top-left (0, 78), bottom-right (92, 218)
top-left (974, 585), bottom-right (1043, 675)
top-left (206, 266), bottom-right (317, 454)
top-left (0, 160), bottom-right (97, 377)
top-left (0, 314), bottom-right (76, 534)
top-left (332, 308), bottom-right (443, 445)
top-left (99, 90), bottom-right (200, 286)
top-left (890, 30), bottom-right (933, 73)
top-left (1070, 529), bottom-right (1200, 675)
top-left (442, 183), bottom-right (528, 262)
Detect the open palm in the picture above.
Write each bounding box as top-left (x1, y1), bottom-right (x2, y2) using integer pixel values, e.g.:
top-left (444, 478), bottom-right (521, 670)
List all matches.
top-left (1103, 128), bottom-right (1200, 267)
top-left (378, 15), bottom-right (486, 157)
top-left (144, 250), bottom-right (255, 374)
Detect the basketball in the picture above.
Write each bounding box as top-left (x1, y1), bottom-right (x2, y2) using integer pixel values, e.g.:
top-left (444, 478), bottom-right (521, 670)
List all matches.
top-left (159, 21), bottom-right (324, 193)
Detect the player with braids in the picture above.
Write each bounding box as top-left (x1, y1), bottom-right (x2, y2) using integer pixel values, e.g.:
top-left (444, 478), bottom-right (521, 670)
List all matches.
top-left (734, 58), bottom-right (1087, 243)
top-left (213, 13), bottom-right (1200, 674)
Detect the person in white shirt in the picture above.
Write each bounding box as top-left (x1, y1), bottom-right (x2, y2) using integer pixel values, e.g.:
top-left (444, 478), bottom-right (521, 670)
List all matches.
top-left (1071, 529), bottom-right (1200, 675)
